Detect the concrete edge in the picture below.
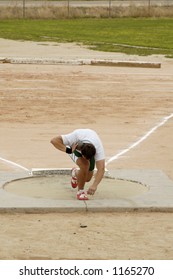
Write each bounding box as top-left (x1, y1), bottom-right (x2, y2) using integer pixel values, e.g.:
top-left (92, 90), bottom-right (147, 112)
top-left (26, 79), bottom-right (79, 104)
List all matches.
top-left (0, 57), bottom-right (161, 68)
top-left (1, 168), bottom-right (173, 213)
top-left (0, 207), bottom-right (173, 214)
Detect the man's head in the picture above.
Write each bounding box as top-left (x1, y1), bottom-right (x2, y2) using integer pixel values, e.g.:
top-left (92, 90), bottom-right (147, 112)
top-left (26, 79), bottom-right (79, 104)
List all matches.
top-left (81, 143), bottom-right (96, 160)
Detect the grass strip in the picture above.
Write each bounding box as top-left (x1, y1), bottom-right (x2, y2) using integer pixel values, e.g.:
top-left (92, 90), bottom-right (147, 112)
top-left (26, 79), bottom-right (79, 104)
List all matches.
top-left (0, 18), bottom-right (173, 56)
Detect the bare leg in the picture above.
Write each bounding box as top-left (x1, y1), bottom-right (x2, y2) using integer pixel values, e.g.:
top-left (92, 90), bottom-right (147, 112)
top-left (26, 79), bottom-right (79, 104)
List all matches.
top-left (75, 157), bottom-right (93, 191)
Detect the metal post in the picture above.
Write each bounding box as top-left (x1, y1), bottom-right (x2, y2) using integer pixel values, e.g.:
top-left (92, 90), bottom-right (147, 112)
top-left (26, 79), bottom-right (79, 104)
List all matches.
top-left (109, 0), bottom-right (112, 17)
top-left (23, 0), bottom-right (25, 18)
top-left (148, 0), bottom-right (151, 16)
top-left (67, 0), bottom-right (70, 18)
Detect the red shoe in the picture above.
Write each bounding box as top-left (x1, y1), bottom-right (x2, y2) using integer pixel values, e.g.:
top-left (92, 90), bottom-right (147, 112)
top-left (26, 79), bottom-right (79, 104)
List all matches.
top-left (77, 191), bottom-right (88, 200)
top-left (71, 167), bottom-right (78, 189)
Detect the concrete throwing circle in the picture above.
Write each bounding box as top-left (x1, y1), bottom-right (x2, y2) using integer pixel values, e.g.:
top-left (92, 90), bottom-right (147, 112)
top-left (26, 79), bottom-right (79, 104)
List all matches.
top-left (4, 175), bottom-right (148, 200)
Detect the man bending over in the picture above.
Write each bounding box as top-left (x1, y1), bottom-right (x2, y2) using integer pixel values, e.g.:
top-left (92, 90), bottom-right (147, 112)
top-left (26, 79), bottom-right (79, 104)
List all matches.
top-left (50, 128), bottom-right (105, 200)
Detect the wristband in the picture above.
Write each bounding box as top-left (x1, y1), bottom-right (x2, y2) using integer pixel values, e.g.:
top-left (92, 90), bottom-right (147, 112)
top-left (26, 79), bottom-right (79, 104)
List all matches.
top-left (66, 146), bottom-right (72, 154)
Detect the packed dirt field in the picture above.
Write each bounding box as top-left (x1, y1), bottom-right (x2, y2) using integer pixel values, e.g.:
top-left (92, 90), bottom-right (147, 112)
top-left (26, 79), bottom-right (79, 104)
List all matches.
top-left (0, 39), bottom-right (173, 260)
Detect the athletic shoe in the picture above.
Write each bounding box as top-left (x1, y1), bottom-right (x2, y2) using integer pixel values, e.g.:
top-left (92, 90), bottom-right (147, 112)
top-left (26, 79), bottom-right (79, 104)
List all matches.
top-left (77, 191), bottom-right (88, 200)
top-left (71, 167), bottom-right (78, 188)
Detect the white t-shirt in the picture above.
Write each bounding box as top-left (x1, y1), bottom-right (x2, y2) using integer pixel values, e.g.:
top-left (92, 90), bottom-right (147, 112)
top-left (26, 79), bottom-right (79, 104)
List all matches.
top-left (61, 129), bottom-right (105, 161)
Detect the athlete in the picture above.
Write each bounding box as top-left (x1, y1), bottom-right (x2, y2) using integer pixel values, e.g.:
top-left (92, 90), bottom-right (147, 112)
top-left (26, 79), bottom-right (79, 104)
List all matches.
top-left (50, 129), bottom-right (105, 200)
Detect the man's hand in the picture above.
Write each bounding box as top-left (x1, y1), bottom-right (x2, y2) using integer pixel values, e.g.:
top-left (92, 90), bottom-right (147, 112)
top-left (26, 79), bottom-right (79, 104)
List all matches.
top-left (87, 185), bottom-right (97, 195)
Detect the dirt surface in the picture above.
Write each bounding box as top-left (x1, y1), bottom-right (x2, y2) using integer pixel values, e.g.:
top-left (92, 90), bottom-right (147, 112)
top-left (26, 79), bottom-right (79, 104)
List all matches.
top-left (0, 212), bottom-right (173, 260)
top-left (0, 39), bottom-right (173, 260)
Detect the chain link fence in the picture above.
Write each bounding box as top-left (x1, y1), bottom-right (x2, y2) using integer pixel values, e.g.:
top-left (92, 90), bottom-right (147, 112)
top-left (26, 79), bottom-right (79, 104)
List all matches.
top-left (0, 0), bottom-right (173, 18)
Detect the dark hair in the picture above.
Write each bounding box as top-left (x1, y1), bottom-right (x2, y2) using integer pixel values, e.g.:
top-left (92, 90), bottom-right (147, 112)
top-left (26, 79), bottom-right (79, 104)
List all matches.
top-left (81, 143), bottom-right (96, 160)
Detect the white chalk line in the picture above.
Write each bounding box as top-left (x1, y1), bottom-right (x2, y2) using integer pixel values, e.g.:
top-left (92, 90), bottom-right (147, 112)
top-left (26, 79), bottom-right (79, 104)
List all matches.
top-left (0, 157), bottom-right (30, 172)
top-left (106, 112), bottom-right (173, 166)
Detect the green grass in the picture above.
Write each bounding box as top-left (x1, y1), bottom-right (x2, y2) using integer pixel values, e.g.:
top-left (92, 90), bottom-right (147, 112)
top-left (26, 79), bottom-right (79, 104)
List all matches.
top-left (0, 18), bottom-right (173, 56)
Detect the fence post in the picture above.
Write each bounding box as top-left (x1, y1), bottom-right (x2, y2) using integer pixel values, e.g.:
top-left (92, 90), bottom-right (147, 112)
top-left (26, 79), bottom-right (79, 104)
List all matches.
top-left (23, 0), bottom-right (26, 18)
top-left (67, 0), bottom-right (70, 18)
top-left (109, 0), bottom-right (112, 17)
top-left (148, 0), bottom-right (151, 15)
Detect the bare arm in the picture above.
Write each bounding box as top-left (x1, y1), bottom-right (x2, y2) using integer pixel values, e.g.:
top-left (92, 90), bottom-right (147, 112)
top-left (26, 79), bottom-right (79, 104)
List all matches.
top-left (50, 136), bottom-right (66, 152)
top-left (50, 136), bottom-right (77, 153)
top-left (87, 159), bottom-right (105, 195)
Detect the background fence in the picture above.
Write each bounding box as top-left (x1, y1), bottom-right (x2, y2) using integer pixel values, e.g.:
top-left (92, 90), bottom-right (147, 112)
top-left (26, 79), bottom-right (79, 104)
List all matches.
top-left (0, 0), bottom-right (173, 18)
